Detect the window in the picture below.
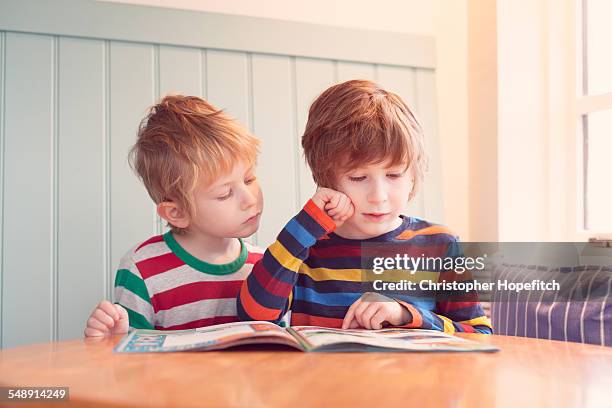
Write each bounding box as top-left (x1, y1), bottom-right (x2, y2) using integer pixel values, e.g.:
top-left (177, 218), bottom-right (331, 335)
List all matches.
top-left (577, 0), bottom-right (612, 233)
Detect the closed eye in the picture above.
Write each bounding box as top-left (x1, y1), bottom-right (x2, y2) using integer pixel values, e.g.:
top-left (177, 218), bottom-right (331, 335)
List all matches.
top-left (349, 176), bottom-right (366, 182)
top-left (387, 173), bottom-right (403, 179)
top-left (217, 190), bottom-right (233, 200)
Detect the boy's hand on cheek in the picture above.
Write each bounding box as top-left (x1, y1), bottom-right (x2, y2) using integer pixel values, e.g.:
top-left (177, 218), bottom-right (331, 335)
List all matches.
top-left (341, 292), bottom-right (412, 330)
top-left (311, 187), bottom-right (354, 227)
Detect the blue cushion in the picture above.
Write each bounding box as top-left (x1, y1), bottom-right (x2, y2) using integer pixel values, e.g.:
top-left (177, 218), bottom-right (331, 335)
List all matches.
top-left (489, 264), bottom-right (611, 346)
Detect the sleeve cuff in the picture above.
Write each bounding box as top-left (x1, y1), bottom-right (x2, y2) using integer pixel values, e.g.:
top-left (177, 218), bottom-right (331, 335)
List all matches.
top-left (393, 299), bottom-right (423, 328)
top-left (303, 199), bottom-right (336, 234)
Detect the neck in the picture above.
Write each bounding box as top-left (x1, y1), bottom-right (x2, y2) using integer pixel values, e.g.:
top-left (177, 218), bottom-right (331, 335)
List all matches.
top-left (171, 230), bottom-right (241, 264)
top-left (334, 216), bottom-right (403, 240)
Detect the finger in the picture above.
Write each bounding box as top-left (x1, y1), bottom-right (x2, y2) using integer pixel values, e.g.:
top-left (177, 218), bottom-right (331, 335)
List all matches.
top-left (353, 300), bottom-right (372, 329)
top-left (348, 318), bottom-right (361, 329)
top-left (361, 303), bottom-right (381, 330)
top-left (114, 319), bottom-right (130, 335)
top-left (342, 315), bottom-right (355, 330)
top-left (325, 193), bottom-right (341, 211)
top-left (370, 309), bottom-right (387, 330)
top-left (331, 211), bottom-right (348, 221)
top-left (334, 194), bottom-right (347, 207)
top-left (84, 327), bottom-right (105, 337)
top-left (341, 298), bottom-right (360, 329)
top-left (337, 198), bottom-right (353, 219)
top-left (115, 304), bottom-right (129, 321)
top-left (86, 316), bottom-right (109, 332)
top-left (342, 297), bottom-right (362, 329)
top-left (99, 300), bottom-right (119, 320)
top-left (114, 305), bottom-right (130, 335)
top-left (328, 198), bottom-right (349, 218)
top-left (327, 205), bottom-right (342, 217)
top-left (317, 187), bottom-right (333, 198)
top-left (329, 196), bottom-right (347, 217)
top-left (345, 202), bottom-right (355, 219)
top-left (92, 308), bottom-right (115, 328)
top-left (331, 193), bottom-right (341, 209)
top-left (333, 196), bottom-right (352, 220)
top-left (312, 188), bottom-right (334, 209)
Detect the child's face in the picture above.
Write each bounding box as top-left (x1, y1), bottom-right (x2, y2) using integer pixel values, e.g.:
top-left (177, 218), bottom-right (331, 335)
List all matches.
top-left (333, 160), bottom-right (411, 239)
top-left (188, 160), bottom-right (263, 239)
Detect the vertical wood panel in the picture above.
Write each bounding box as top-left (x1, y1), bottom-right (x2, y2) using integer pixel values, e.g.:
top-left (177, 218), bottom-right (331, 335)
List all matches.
top-left (104, 40), bottom-right (112, 301)
top-left (337, 61), bottom-right (376, 83)
top-left (2, 32), bottom-right (54, 348)
top-left (206, 50), bottom-right (250, 130)
top-left (376, 65), bottom-right (418, 110)
top-left (156, 45), bottom-right (203, 234)
top-left (251, 54), bottom-right (296, 246)
top-left (57, 37), bottom-right (105, 340)
top-left (0, 31), bottom-right (5, 348)
top-left (109, 41), bottom-right (156, 292)
top-left (158, 45), bottom-right (202, 97)
top-left (415, 69), bottom-right (444, 224)
top-left (201, 50), bottom-right (207, 99)
top-left (206, 49), bottom-right (255, 244)
top-left (377, 65), bottom-right (425, 218)
top-left (294, 58), bottom-right (335, 204)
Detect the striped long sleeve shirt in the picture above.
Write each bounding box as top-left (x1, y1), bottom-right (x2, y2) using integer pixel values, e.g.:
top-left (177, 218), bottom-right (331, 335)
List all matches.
top-left (238, 200), bottom-right (493, 334)
top-left (115, 232), bottom-right (263, 330)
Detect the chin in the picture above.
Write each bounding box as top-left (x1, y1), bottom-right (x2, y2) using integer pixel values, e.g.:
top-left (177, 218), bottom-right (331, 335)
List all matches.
top-left (235, 222), bottom-right (260, 238)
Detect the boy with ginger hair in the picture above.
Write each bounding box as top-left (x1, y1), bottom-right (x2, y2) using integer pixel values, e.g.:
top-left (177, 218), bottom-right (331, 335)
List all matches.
top-left (84, 95), bottom-right (268, 335)
top-left (238, 80), bottom-right (492, 334)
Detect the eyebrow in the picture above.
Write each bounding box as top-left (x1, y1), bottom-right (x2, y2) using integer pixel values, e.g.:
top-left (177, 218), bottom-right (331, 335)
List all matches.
top-left (209, 167), bottom-right (255, 190)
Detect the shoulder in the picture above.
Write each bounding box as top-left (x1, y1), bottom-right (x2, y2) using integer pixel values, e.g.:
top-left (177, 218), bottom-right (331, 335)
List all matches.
top-left (243, 240), bottom-right (264, 253)
top-left (117, 234), bottom-right (170, 271)
top-left (394, 216), bottom-right (459, 245)
top-left (243, 240), bottom-right (265, 264)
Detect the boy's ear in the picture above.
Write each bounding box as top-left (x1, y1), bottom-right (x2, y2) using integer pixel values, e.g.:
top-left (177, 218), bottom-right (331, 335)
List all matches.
top-left (157, 202), bottom-right (190, 229)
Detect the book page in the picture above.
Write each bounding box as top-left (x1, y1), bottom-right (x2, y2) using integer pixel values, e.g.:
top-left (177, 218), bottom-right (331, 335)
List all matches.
top-left (290, 326), bottom-right (498, 352)
top-left (115, 321), bottom-right (300, 353)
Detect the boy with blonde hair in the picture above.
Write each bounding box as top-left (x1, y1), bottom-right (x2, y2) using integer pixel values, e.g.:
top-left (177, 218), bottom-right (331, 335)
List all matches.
top-left (238, 80), bottom-right (492, 333)
top-left (85, 95), bottom-right (266, 335)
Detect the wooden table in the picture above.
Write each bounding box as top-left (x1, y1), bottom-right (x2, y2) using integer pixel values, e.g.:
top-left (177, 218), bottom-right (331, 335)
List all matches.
top-left (0, 334), bottom-right (611, 407)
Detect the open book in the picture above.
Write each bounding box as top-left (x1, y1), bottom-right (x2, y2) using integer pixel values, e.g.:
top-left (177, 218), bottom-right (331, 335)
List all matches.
top-left (114, 321), bottom-right (499, 353)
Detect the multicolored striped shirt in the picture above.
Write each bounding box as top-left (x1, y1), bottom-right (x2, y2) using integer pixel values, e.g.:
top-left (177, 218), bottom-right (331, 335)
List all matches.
top-left (114, 232), bottom-right (263, 330)
top-left (238, 200), bottom-right (493, 334)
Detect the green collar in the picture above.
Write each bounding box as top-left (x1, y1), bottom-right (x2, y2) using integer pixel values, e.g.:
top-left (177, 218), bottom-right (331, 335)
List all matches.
top-left (163, 232), bottom-right (247, 275)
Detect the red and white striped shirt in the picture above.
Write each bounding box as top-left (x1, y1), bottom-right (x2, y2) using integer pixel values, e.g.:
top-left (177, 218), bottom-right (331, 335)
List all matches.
top-left (114, 232), bottom-right (263, 330)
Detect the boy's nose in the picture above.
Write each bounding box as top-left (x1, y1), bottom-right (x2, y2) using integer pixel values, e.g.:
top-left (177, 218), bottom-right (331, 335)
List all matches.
top-left (241, 188), bottom-right (258, 210)
top-left (367, 183), bottom-right (388, 203)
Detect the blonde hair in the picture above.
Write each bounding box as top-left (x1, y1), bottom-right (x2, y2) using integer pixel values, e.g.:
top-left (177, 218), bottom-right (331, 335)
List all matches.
top-left (130, 95), bottom-right (259, 233)
top-left (302, 80), bottom-right (426, 200)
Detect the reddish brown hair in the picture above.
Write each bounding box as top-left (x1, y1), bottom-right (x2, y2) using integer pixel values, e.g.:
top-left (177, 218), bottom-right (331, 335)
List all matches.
top-left (302, 80), bottom-right (426, 200)
top-left (130, 95), bottom-right (259, 233)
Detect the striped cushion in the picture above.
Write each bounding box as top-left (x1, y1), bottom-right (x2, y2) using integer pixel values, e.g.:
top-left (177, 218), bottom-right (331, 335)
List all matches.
top-left (490, 264), bottom-right (611, 346)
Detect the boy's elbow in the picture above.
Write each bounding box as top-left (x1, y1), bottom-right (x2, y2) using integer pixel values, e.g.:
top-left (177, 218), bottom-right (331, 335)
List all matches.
top-left (236, 306), bottom-right (255, 322)
top-left (236, 297), bottom-right (283, 323)
top-left (476, 326), bottom-right (493, 334)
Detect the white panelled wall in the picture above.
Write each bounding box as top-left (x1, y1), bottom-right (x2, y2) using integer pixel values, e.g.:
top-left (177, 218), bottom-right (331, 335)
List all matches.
top-left (0, 0), bottom-right (440, 348)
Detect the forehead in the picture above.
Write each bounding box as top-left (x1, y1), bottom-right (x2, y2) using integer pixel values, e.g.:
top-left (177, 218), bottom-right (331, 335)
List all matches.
top-left (201, 160), bottom-right (254, 191)
top-left (342, 158), bottom-right (408, 173)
